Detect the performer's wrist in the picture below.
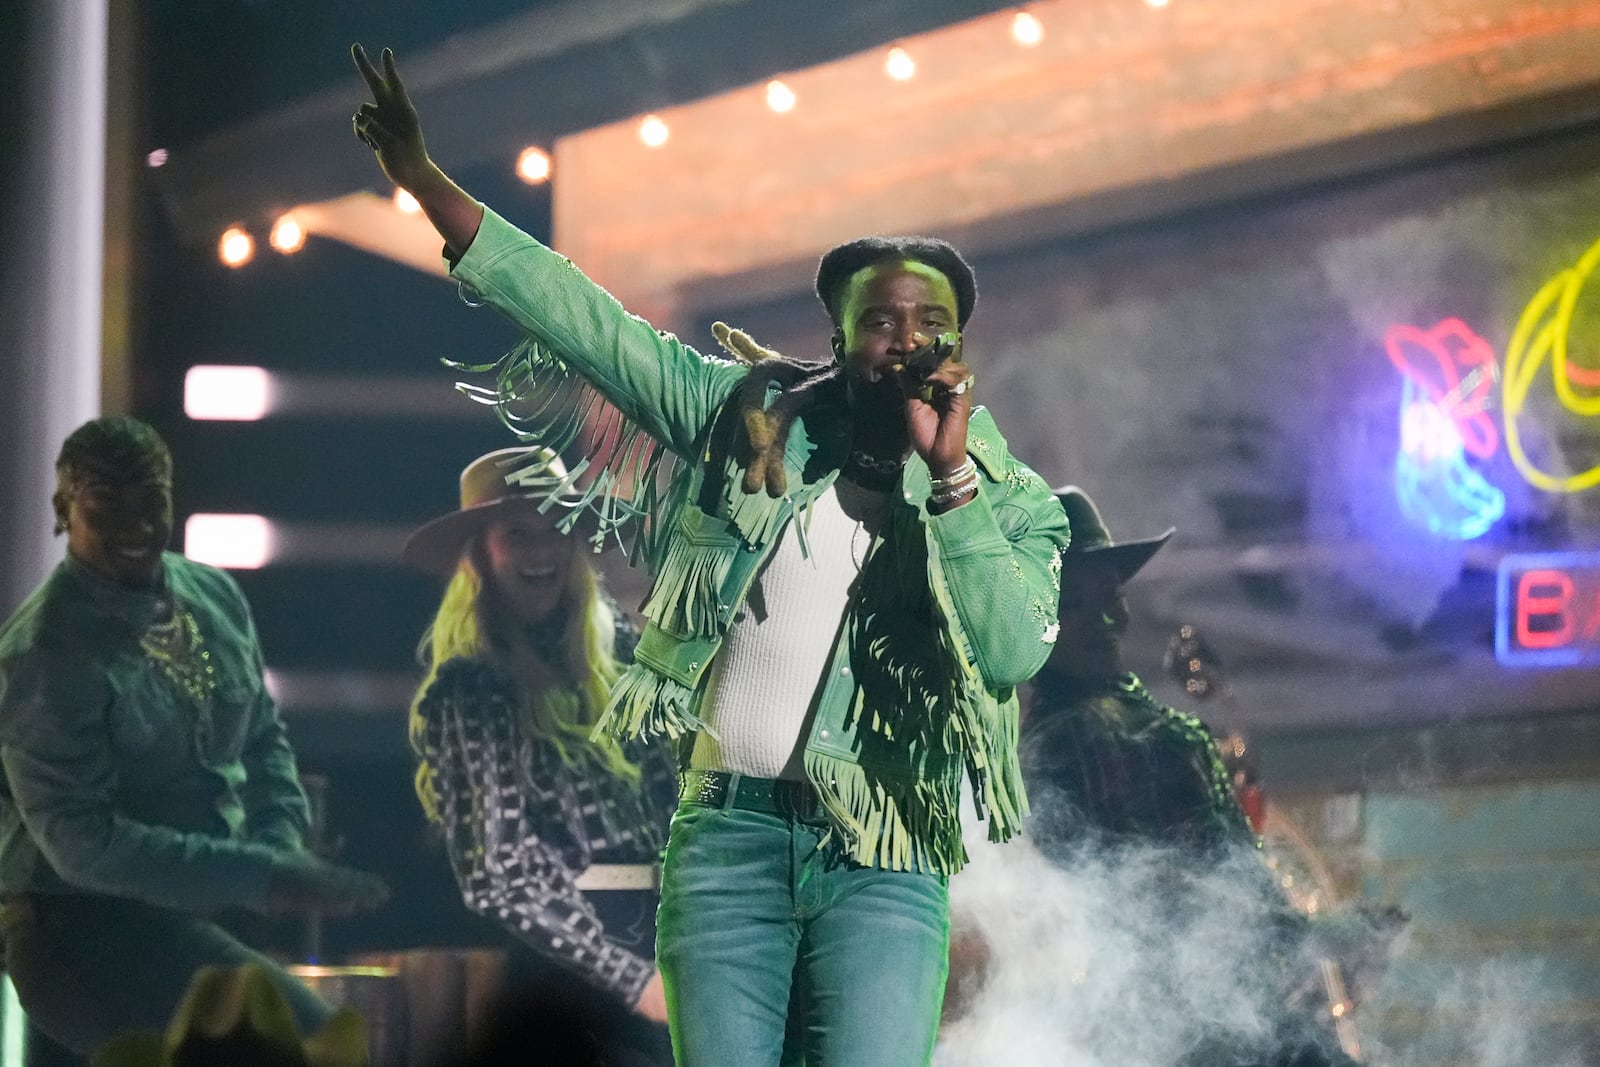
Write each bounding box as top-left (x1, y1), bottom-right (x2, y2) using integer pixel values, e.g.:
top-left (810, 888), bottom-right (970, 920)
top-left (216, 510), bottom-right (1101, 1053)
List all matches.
top-left (929, 457), bottom-right (976, 488)
top-left (402, 159), bottom-right (449, 198)
top-left (927, 474), bottom-right (978, 513)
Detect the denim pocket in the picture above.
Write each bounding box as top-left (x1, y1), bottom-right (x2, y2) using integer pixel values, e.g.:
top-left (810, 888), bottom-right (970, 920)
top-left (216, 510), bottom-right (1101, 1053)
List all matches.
top-left (662, 805), bottom-right (788, 890)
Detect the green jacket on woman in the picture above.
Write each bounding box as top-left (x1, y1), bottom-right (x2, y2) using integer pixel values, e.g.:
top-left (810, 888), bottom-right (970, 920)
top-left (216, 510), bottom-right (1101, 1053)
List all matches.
top-left (451, 207), bottom-right (1070, 874)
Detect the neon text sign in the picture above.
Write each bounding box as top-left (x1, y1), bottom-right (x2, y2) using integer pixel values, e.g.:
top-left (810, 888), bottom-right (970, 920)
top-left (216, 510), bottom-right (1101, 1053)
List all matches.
top-left (1496, 551), bottom-right (1600, 667)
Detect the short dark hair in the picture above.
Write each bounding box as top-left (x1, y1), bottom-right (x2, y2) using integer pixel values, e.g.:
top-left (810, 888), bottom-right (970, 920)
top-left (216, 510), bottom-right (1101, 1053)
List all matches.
top-left (55, 415), bottom-right (172, 492)
top-left (815, 236), bottom-right (977, 328)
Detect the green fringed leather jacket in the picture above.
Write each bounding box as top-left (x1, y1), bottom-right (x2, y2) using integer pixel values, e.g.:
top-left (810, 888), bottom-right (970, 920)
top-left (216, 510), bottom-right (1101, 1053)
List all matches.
top-left (451, 207), bottom-right (1071, 874)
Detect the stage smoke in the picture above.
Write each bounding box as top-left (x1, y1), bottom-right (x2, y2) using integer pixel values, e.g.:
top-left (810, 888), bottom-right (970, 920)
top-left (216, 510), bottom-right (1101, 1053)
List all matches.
top-left (938, 786), bottom-right (1584, 1067)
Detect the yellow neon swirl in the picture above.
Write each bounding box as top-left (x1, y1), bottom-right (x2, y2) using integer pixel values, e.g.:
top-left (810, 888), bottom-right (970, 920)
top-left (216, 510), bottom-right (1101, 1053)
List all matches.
top-left (1502, 236), bottom-right (1600, 493)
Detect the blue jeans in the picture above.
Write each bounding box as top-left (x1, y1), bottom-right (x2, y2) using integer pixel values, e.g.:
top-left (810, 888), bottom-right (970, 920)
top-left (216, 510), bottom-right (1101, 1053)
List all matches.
top-left (656, 799), bottom-right (949, 1066)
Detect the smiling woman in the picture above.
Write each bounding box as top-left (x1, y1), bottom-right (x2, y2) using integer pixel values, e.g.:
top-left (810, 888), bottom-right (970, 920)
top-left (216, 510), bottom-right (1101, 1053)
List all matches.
top-left (401, 446), bottom-right (677, 1064)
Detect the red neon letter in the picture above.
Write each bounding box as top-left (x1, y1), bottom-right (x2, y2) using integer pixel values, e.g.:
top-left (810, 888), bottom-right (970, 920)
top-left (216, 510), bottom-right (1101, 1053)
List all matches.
top-left (1517, 569), bottom-right (1574, 649)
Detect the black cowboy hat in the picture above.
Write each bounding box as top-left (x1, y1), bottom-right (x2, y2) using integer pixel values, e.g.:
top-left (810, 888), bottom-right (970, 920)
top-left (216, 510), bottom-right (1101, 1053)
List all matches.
top-left (1053, 485), bottom-right (1174, 582)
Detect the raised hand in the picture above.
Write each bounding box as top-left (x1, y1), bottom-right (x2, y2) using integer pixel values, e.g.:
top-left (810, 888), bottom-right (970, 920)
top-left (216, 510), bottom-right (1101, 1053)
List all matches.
top-left (264, 850), bottom-right (391, 917)
top-left (900, 335), bottom-right (975, 488)
top-left (351, 44), bottom-right (430, 191)
top-left (350, 44), bottom-right (485, 253)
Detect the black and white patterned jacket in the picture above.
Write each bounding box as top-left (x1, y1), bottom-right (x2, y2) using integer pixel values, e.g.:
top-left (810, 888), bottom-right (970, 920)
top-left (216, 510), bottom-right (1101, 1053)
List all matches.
top-left (414, 623), bottom-right (679, 1003)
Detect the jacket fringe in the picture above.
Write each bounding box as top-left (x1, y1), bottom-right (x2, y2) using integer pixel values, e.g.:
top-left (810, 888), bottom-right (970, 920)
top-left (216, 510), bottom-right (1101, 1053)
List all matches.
top-left (638, 533), bottom-right (738, 639)
top-left (841, 521), bottom-right (1031, 866)
top-left (723, 475), bottom-right (793, 549)
top-left (925, 542), bottom-right (1030, 845)
top-left (593, 663), bottom-right (707, 742)
top-left (447, 339), bottom-right (680, 559)
top-left (803, 751), bottom-right (969, 874)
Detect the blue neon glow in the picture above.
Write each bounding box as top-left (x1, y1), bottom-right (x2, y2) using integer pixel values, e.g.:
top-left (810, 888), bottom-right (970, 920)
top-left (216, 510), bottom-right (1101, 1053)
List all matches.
top-left (1395, 378), bottom-right (1505, 540)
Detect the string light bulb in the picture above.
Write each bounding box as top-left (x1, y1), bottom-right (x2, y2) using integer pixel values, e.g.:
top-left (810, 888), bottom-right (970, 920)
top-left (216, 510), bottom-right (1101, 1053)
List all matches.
top-left (393, 188), bottom-right (421, 214)
top-left (1011, 11), bottom-right (1044, 46)
top-left (639, 114), bottom-right (670, 148)
top-left (516, 146), bottom-right (551, 184)
top-left (218, 226), bottom-right (254, 268)
top-left (885, 47), bottom-right (916, 81)
top-left (269, 214), bottom-right (305, 255)
top-left (765, 80), bottom-right (797, 114)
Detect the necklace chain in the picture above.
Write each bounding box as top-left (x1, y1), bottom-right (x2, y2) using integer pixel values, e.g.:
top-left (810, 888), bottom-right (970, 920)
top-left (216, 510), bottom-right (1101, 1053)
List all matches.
top-left (842, 451), bottom-right (899, 493)
top-left (850, 521), bottom-right (868, 572)
top-left (846, 449), bottom-right (902, 474)
top-left (140, 604), bottom-right (218, 759)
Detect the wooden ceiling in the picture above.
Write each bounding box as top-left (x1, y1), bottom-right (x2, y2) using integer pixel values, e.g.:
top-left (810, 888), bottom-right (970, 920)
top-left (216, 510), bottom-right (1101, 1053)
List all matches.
top-left (549, 0), bottom-right (1600, 327)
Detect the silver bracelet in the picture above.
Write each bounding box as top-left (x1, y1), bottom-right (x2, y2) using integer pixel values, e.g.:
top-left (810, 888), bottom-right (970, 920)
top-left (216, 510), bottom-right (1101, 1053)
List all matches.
top-left (929, 458), bottom-right (976, 491)
top-left (930, 478), bottom-right (979, 507)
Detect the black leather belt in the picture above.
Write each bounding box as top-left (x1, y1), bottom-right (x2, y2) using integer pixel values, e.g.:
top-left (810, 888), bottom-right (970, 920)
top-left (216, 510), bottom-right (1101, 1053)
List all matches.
top-left (681, 770), bottom-right (826, 819)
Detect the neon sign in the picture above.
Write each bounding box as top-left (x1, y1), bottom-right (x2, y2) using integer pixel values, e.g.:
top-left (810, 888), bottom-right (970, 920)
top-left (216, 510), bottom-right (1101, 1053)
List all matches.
top-left (1386, 318), bottom-right (1500, 459)
top-left (1503, 235), bottom-right (1600, 494)
top-left (1386, 319), bottom-right (1504, 539)
top-left (1394, 380), bottom-right (1506, 539)
top-left (1496, 551), bottom-right (1600, 667)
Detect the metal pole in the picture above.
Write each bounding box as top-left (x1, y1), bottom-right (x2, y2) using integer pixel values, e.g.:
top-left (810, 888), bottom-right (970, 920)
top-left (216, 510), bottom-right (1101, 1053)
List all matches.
top-left (0, 0), bottom-right (108, 615)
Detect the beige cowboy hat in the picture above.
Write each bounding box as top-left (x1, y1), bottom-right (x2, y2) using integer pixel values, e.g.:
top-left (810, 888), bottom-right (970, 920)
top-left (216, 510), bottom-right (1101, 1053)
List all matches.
top-left (402, 446), bottom-right (581, 575)
top-left (91, 963), bottom-right (365, 1067)
top-left (1053, 485), bottom-right (1175, 582)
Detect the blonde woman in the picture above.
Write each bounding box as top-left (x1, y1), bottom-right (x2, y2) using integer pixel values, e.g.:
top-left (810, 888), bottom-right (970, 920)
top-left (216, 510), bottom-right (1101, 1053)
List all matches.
top-left (404, 448), bottom-right (677, 1063)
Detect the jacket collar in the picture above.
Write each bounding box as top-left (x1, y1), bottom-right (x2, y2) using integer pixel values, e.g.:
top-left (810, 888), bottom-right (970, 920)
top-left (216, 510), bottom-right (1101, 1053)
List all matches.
top-left (59, 551), bottom-right (177, 629)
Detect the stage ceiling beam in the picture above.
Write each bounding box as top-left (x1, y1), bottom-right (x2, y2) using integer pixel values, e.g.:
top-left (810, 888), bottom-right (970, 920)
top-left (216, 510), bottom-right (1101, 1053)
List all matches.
top-left (153, 0), bottom-right (1022, 245)
top-left (550, 0), bottom-right (1600, 327)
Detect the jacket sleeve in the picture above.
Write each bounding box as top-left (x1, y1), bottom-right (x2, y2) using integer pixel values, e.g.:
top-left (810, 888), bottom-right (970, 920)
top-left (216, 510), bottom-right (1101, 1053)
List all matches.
top-left (449, 207), bottom-right (747, 460)
top-left (229, 577), bottom-right (312, 851)
top-left (927, 453), bottom-right (1071, 690)
top-left (0, 647), bottom-right (283, 912)
top-left (418, 665), bottom-right (654, 1004)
